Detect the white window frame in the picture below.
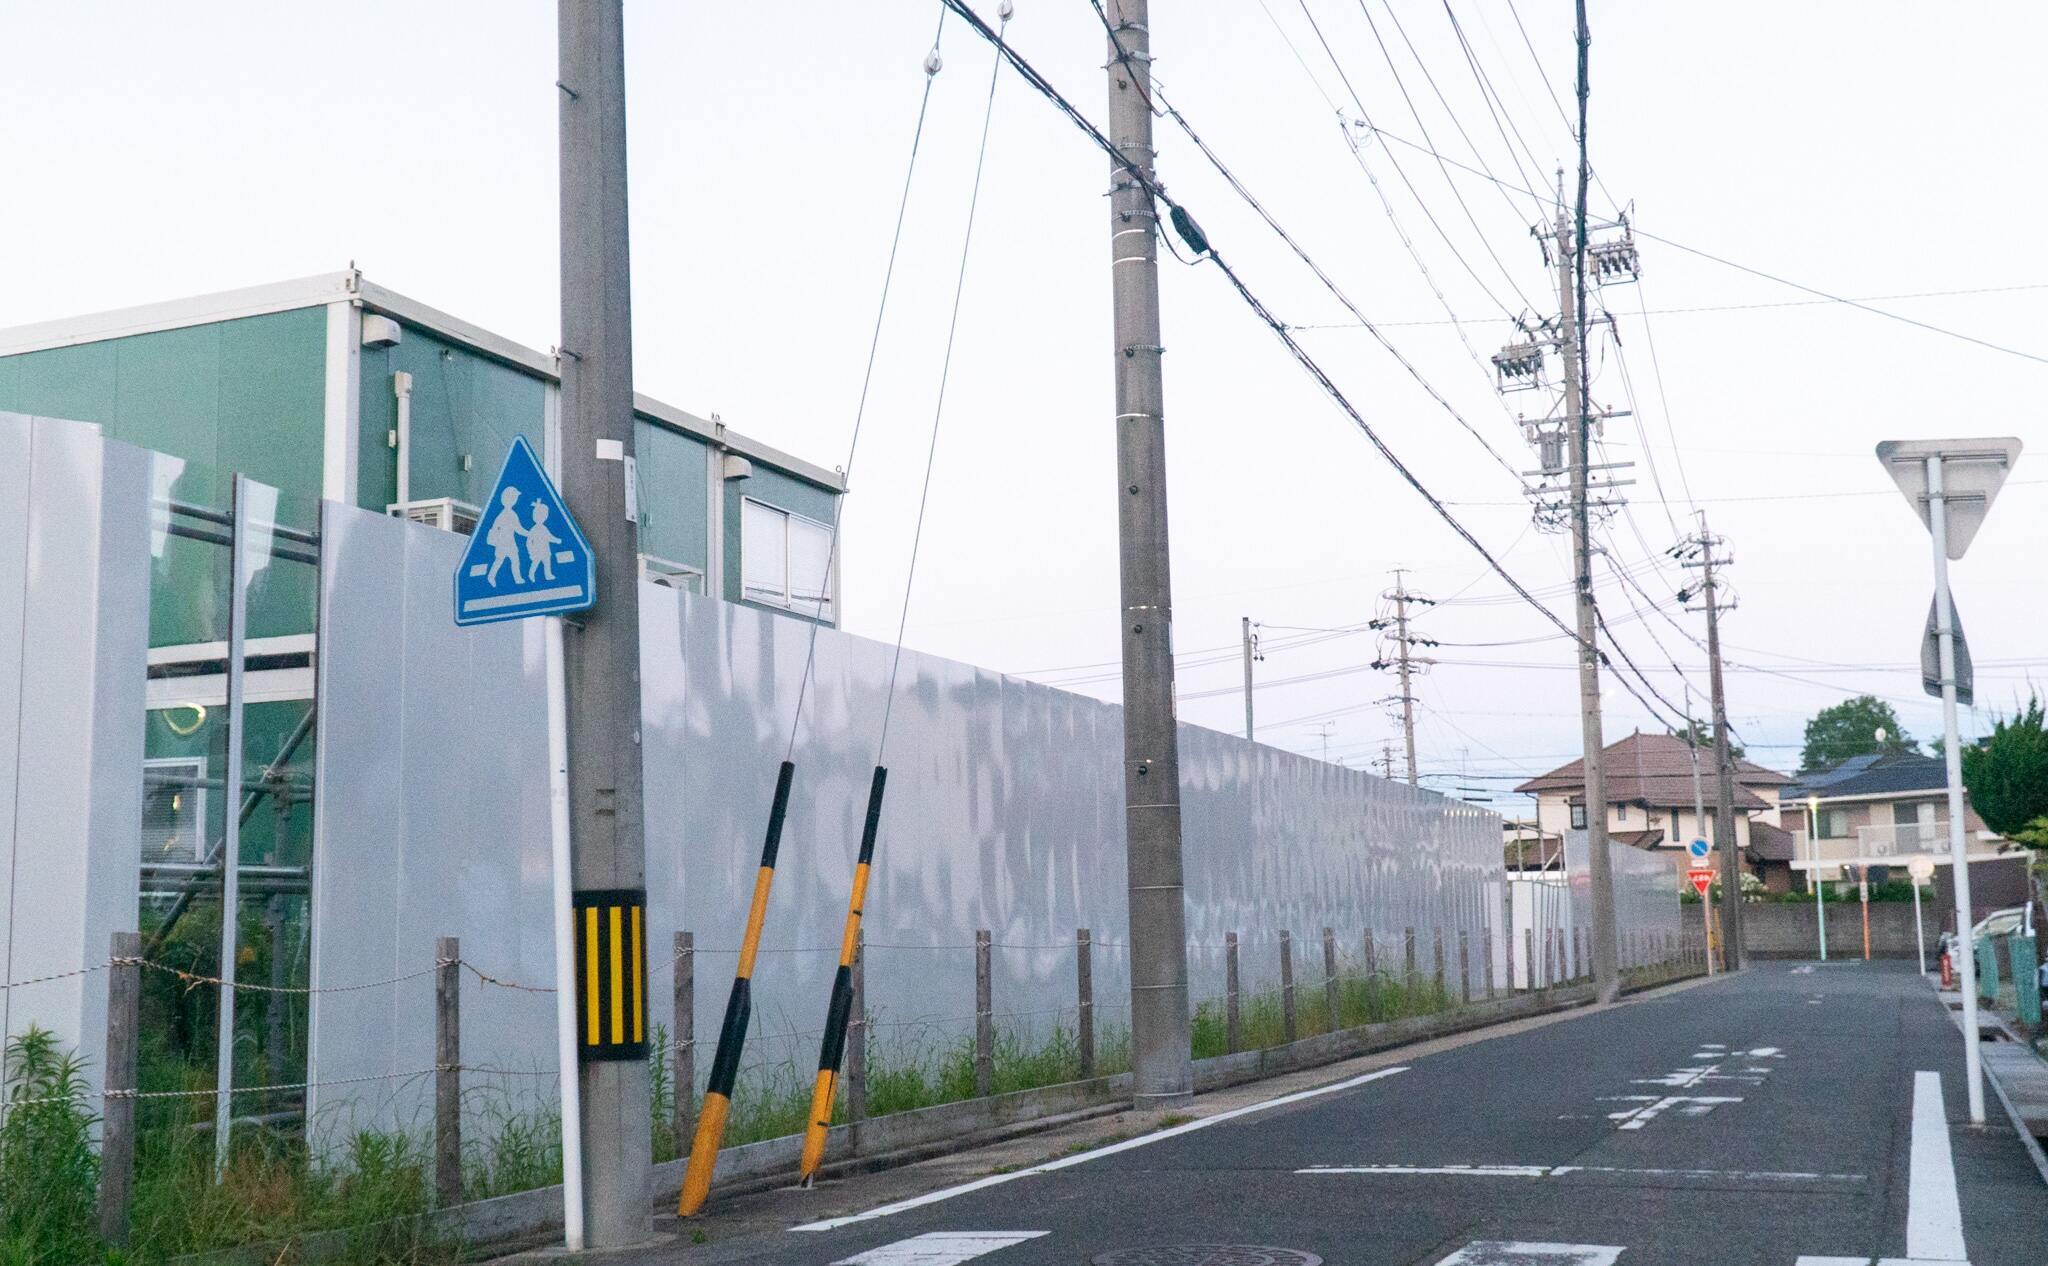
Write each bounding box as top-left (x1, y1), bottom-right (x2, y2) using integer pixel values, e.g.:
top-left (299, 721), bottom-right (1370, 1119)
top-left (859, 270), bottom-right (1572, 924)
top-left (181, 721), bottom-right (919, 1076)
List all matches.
top-left (739, 496), bottom-right (835, 621)
top-left (142, 756), bottom-right (209, 864)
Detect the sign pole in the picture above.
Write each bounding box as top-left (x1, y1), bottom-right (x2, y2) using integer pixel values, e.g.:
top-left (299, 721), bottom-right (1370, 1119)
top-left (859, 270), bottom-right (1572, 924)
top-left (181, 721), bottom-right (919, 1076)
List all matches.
top-left (1927, 453), bottom-right (1985, 1124)
top-left (545, 614), bottom-right (584, 1250)
top-left (1909, 855), bottom-right (1933, 978)
top-left (1687, 866), bottom-right (1716, 974)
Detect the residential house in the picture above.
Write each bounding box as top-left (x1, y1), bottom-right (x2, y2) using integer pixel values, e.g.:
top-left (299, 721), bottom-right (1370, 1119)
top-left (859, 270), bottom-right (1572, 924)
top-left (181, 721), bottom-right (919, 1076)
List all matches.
top-left (1514, 731), bottom-right (1794, 891)
top-left (1778, 752), bottom-right (2015, 894)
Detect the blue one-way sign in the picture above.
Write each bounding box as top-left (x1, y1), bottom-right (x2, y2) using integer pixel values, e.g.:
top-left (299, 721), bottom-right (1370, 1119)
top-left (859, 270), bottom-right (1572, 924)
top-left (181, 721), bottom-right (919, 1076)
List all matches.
top-left (453, 435), bottom-right (594, 626)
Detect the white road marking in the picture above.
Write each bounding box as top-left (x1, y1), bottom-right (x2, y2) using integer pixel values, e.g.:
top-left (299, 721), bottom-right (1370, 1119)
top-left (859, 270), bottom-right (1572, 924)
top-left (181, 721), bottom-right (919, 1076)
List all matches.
top-left (1300, 1163), bottom-right (1863, 1184)
top-left (790, 1065), bottom-right (1410, 1232)
top-left (1432, 1242), bottom-right (1624, 1265)
top-left (833, 1232), bottom-right (1048, 1265)
top-left (1906, 1070), bottom-right (1967, 1263)
top-left (1598, 1094), bottom-right (1742, 1129)
top-left (1798, 1258), bottom-right (1975, 1265)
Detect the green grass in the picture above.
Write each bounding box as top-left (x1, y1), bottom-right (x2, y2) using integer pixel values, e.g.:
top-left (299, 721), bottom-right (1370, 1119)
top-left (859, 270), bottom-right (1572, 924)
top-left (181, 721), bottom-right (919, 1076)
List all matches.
top-left (1190, 968), bottom-right (1452, 1059)
top-left (0, 955), bottom-right (1513, 1263)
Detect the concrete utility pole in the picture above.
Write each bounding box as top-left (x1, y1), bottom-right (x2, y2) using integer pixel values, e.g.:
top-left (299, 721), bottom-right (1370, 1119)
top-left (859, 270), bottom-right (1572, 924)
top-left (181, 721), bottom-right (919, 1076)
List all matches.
top-left (558, 0), bottom-right (652, 1244)
top-left (1104, 0), bottom-right (1193, 1108)
top-left (1381, 572), bottom-right (1426, 787)
top-left (1241, 616), bottom-right (1258, 742)
top-left (1684, 516), bottom-right (1742, 971)
top-left (1560, 219), bottom-right (1620, 1005)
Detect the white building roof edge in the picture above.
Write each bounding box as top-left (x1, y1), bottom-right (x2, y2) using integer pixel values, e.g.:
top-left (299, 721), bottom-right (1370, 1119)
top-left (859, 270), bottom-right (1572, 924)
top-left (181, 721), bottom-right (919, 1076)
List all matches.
top-left (0, 270), bottom-right (845, 491)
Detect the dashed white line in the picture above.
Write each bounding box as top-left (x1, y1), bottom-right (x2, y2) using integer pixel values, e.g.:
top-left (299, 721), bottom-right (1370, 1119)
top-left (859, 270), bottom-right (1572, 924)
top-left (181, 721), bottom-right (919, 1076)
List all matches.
top-left (1432, 1243), bottom-right (1624, 1265)
top-left (832, 1232), bottom-right (1048, 1265)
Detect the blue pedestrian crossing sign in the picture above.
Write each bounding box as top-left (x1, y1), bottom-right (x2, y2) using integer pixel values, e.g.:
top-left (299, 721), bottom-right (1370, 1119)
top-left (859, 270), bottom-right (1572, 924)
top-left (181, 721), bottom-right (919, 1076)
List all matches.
top-left (453, 435), bottom-right (595, 626)
top-left (1688, 837), bottom-right (1710, 859)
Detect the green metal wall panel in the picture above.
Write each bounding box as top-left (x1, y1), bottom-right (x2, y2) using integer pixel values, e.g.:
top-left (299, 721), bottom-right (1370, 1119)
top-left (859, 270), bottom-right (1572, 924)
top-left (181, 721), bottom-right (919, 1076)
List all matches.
top-left (359, 325), bottom-right (546, 513)
top-left (634, 418), bottom-right (708, 574)
top-left (0, 310), bottom-right (327, 647)
top-left (216, 310), bottom-right (327, 503)
top-left (723, 463), bottom-right (837, 608)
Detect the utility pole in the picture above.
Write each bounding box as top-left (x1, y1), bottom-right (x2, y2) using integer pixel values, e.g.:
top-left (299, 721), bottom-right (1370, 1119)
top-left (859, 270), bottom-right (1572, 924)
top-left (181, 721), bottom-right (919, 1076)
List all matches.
top-left (1493, 4), bottom-right (1633, 1007)
top-left (1104, 0), bottom-right (1192, 1108)
top-left (1682, 515), bottom-right (1741, 971)
top-left (558, 0), bottom-right (651, 1245)
top-left (1241, 616), bottom-right (1260, 742)
top-left (1566, 0), bottom-right (1620, 1009)
top-left (1375, 571), bottom-right (1429, 787)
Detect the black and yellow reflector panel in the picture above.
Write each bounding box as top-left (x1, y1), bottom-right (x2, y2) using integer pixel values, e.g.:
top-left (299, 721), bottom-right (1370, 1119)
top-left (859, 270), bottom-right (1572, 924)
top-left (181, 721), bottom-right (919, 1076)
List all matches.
top-left (573, 888), bottom-right (648, 1062)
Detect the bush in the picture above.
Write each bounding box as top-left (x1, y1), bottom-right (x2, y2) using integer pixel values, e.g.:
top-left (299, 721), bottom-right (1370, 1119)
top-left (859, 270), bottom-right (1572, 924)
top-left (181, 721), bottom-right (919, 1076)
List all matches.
top-left (0, 1027), bottom-right (102, 1266)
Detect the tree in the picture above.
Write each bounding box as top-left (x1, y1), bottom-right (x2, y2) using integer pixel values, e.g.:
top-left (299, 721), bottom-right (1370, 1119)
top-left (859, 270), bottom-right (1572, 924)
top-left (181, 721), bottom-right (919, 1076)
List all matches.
top-left (1671, 718), bottom-right (1744, 761)
top-left (1800, 696), bottom-right (1916, 771)
top-left (1960, 694), bottom-right (2048, 847)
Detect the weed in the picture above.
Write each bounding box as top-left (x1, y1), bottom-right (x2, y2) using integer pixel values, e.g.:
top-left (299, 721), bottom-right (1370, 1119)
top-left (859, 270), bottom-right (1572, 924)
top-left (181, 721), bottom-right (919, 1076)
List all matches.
top-left (0, 1027), bottom-right (102, 1266)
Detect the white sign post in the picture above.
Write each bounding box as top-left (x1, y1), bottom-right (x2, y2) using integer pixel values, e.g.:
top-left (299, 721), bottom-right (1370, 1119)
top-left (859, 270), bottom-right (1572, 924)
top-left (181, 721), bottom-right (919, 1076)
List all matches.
top-left (1908, 854), bottom-right (1936, 979)
top-left (1877, 437), bottom-right (2021, 1127)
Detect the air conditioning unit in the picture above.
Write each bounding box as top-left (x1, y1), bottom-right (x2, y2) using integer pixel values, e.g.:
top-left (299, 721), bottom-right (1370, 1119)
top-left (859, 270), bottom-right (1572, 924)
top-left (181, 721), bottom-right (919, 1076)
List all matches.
top-left (639, 554), bottom-right (702, 593)
top-left (388, 498), bottom-right (481, 535)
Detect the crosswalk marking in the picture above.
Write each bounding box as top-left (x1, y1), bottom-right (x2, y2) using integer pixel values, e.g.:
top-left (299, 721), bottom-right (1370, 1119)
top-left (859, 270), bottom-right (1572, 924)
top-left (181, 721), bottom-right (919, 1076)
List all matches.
top-left (832, 1231), bottom-right (1048, 1265)
top-left (1431, 1243), bottom-right (1624, 1265)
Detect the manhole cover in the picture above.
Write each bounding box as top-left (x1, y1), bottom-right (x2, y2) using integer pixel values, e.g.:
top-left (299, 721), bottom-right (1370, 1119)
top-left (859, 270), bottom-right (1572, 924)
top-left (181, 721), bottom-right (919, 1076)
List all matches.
top-left (1092, 1250), bottom-right (1322, 1266)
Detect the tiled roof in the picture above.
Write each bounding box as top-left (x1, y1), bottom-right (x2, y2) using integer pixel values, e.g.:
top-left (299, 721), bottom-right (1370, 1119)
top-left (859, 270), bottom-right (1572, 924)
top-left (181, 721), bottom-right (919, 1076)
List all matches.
top-left (1780, 752), bottom-right (1950, 802)
top-left (1515, 731), bottom-right (1790, 811)
top-left (1746, 819), bottom-right (1798, 862)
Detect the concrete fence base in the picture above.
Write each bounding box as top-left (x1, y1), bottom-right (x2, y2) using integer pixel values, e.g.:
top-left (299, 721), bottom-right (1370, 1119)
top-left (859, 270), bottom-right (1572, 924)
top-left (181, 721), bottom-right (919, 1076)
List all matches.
top-left (172, 965), bottom-right (1703, 1263)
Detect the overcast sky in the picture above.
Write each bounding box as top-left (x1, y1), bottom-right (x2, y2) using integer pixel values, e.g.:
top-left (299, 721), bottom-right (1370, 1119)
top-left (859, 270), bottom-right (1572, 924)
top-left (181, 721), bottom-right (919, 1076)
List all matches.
top-left (5, 2), bottom-right (2043, 811)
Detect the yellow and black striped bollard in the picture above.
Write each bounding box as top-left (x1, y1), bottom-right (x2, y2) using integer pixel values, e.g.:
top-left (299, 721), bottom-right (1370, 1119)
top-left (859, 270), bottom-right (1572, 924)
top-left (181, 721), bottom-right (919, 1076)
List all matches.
top-left (799, 765), bottom-right (888, 1183)
top-left (678, 760), bottom-right (795, 1217)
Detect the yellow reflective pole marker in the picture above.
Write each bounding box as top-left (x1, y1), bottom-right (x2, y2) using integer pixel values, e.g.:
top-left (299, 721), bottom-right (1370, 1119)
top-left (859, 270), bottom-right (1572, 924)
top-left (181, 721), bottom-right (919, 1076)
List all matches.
top-left (798, 765), bottom-right (888, 1183)
top-left (680, 760), bottom-right (795, 1217)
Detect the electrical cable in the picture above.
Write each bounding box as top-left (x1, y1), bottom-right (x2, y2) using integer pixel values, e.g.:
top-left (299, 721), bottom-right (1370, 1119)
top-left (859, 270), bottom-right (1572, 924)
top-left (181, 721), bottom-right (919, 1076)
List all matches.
top-left (1247, 0), bottom-right (1532, 441)
top-left (1354, 0), bottom-right (1543, 312)
top-left (877, 10), bottom-right (1009, 755)
top-left (1288, 0), bottom-right (1521, 320)
top-left (782, 12), bottom-right (948, 759)
top-left (945, 0), bottom-right (1677, 729)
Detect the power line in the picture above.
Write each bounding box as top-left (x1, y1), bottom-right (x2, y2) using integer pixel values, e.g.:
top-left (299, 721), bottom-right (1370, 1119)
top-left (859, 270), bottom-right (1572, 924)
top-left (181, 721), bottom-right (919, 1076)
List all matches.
top-left (1349, 0), bottom-right (1544, 312)
top-left (946, 0), bottom-right (1679, 730)
top-left (1352, 118), bottom-right (2048, 366)
top-left (1134, 41), bottom-right (1527, 483)
top-left (1287, 0), bottom-right (1521, 319)
top-left (1286, 281), bottom-right (2048, 328)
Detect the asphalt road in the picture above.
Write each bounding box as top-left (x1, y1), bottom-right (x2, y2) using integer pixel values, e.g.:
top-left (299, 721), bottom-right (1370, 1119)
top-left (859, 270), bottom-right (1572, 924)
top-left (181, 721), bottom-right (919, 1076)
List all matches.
top-left (644, 963), bottom-right (2048, 1266)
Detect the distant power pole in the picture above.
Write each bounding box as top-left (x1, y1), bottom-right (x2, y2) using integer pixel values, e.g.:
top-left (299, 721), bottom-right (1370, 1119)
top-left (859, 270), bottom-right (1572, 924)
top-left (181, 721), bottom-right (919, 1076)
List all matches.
top-left (1682, 515), bottom-right (1742, 970)
top-left (558, 0), bottom-right (652, 1246)
top-left (1373, 571), bottom-right (1432, 787)
top-left (1104, 0), bottom-right (1193, 1108)
top-left (1241, 616), bottom-right (1261, 742)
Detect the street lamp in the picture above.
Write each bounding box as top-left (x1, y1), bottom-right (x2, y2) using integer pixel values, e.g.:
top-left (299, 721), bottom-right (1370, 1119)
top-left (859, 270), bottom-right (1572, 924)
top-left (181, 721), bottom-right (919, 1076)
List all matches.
top-left (1807, 793), bottom-right (1828, 962)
